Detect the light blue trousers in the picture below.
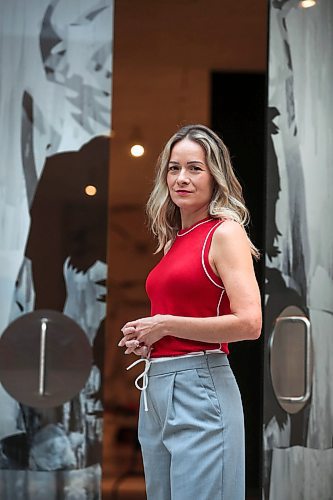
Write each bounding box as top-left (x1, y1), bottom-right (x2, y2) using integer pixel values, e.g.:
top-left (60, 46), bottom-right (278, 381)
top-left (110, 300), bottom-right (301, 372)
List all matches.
top-left (138, 352), bottom-right (245, 500)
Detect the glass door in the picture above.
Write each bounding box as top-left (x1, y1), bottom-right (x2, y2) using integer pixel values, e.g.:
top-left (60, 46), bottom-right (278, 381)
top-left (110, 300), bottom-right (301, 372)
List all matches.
top-left (263, 1), bottom-right (333, 498)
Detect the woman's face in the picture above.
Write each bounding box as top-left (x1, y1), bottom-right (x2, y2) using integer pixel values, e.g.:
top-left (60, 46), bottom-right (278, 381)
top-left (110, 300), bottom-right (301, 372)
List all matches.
top-left (167, 138), bottom-right (214, 217)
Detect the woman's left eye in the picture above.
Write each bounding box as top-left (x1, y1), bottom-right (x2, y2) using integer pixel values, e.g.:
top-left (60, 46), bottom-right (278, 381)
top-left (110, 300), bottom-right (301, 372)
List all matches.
top-left (191, 166), bottom-right (202, 171)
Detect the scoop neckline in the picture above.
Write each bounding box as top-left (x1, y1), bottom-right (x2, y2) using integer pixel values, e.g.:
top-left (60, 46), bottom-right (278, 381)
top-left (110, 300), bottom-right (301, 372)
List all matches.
top-left (177, 217), bottom-right (213, 236)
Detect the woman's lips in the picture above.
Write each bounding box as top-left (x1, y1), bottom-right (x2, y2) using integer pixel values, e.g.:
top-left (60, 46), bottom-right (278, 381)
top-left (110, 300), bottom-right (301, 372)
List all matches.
top-left (176, 190), bottom-right (191, 194)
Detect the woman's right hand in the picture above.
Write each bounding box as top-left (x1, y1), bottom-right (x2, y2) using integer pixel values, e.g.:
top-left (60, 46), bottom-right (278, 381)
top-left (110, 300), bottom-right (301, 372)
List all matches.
top-left (120, 338), bottom-right (150, 357)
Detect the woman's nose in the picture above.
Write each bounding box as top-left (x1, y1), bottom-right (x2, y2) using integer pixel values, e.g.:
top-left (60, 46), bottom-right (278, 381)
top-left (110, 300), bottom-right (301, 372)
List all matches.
top-left (177, 168), bottom-right (189, 183)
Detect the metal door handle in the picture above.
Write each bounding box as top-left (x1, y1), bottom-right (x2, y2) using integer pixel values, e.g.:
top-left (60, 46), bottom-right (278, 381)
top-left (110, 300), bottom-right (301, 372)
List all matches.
top-left (270, 315), bottom-right (312, 404)
top-left (38, 318), bottom-right (48, 396)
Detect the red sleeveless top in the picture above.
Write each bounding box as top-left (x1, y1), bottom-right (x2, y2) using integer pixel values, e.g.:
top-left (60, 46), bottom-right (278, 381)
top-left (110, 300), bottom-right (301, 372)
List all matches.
top-left (146, 217), bottom-right (230, 358)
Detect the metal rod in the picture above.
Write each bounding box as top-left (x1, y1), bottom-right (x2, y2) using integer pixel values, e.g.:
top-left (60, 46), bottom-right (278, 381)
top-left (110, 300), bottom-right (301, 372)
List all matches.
top-left (38, 318), bottom-right (48, 396)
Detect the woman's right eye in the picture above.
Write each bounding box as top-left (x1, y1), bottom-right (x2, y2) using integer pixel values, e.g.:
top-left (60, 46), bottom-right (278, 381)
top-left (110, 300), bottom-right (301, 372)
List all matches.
top-left (168, 165), bottom-right (179, 171)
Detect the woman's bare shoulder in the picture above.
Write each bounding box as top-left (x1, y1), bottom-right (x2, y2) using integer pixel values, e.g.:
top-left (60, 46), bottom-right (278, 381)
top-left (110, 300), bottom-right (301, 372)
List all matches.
top-left (214, 219), bottom-right (247, 240)
top-left (212, 219), bottom-right (251, 258)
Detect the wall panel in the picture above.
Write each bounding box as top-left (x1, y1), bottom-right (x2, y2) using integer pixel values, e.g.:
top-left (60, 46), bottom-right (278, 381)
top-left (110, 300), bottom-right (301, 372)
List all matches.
top-left (0, 1), bottom-right (114, 498)
top-left (263, 1), bottom-right (333, 497)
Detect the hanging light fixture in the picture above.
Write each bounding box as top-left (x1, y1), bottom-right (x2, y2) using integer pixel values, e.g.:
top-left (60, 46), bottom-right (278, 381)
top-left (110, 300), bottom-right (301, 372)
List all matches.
top-left (129, 126), bottom-right (145, 158)
top-left (84, 166), bottom-right (97, 196)
top-left (85, 184), bottom-right (97, 196)
top-left (130, 144), bottom-right (145, 157)
top-left (299, 0), bottom-right (317, 8)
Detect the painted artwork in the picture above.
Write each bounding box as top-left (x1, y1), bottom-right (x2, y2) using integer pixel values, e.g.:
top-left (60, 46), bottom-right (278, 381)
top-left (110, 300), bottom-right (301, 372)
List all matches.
top-left (264, 1), bottom-right (333, 498)
top-left (0, 1), bottom-right (114, 498)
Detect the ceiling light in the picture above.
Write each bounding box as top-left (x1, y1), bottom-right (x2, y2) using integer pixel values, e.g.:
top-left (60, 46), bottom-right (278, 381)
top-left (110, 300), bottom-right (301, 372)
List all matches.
top-left (85, 185), bottom-right (97, 196)
top-left (130, 144), bottom-right (145, 157)
top-left (299, 0), bottom-right (316, 8)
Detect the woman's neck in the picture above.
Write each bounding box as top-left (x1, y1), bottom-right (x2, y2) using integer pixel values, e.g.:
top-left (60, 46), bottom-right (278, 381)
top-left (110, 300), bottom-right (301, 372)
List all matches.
top-left (180, 209), bottom-right (210, 230)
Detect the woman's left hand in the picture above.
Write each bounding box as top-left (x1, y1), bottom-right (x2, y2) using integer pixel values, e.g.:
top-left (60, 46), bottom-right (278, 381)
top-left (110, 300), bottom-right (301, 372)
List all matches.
top-left (119, 314), bottom-right (167, 350)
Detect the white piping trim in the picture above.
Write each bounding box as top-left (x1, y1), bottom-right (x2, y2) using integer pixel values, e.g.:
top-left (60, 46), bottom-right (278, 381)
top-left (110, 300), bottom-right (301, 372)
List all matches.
top-left (216, 276), bottom-right (225, 353)
top-left (217, 288), bottom-right (225, 316)
top-left (201, 222), bottom-right (225, 289)
top-left (177, 218), bottom-right (214, 237)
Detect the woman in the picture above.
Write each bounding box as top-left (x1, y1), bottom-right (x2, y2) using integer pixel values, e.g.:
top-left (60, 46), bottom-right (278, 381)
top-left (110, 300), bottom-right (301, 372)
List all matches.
top-left (118, 124), bottom-right (262, 500)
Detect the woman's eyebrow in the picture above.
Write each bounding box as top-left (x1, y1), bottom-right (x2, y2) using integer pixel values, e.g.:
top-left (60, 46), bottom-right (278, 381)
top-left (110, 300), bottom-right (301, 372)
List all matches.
top-left (168, 160), bottom-right (205, 166)
top-left (168, 160), bottom-right (205, 164)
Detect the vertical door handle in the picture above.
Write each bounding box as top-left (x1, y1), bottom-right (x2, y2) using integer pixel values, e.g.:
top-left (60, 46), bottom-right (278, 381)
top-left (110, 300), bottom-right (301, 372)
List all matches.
top-left (270, 315), bottom-right (312, 404)
top-left (38, 318), bottom-right (48, 396)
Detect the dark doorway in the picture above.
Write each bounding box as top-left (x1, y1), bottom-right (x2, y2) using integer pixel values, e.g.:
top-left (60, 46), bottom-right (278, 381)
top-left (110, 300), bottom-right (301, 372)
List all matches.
top-left (211, 71), bottom-right (266, 498)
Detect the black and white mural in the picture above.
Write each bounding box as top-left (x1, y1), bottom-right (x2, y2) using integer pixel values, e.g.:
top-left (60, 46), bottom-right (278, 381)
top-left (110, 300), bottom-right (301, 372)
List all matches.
top-left (0, 1), bottom-right (113, 498)
top-left (264, 0), bottom-right (333, 498)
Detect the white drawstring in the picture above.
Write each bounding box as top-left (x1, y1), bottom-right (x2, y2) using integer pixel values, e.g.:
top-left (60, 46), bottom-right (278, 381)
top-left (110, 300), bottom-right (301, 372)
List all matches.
top-left (126, 358), bottom-right (151, 411)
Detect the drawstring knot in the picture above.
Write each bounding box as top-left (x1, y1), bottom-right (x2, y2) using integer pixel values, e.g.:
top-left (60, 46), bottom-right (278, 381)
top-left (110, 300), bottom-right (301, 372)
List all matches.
top-left (126, 357), bottom-right (151, 411)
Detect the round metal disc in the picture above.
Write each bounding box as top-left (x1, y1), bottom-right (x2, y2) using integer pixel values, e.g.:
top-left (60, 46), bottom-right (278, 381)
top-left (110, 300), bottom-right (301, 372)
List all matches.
top-left (0, 310), bottom-right (92, 408)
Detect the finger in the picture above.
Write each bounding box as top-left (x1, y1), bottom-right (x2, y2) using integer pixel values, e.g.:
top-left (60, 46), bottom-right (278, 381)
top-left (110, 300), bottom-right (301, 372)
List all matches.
top-left (132, 348), bottom-right (144, 356)
top-left (126, 339), bottom-right (140, 349)
top-left (118, 336), bottom-right (138, 347)
top-left (121, 317), bottom-right (149, 333)
top-left (134, 345), bottom-right (150, 357)
top-left (121, 326), bottom-right (136, 336)
top-left (124, 341), bottom-right (139, 354)
top-left (121, 321), bottom-right (137, 332)
top-left (118, 332), bottom-right (138, 345)
top-left (125, 347), bottom-right (135, 354)
top-left (124, 342), bottom-right (144, 355)
top-left (128, 345), bottom-right (148, 356)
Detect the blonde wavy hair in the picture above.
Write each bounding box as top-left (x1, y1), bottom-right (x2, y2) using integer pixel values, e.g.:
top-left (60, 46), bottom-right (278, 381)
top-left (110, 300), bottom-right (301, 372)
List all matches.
top-left (146, 124), bottom-right (260, 259)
